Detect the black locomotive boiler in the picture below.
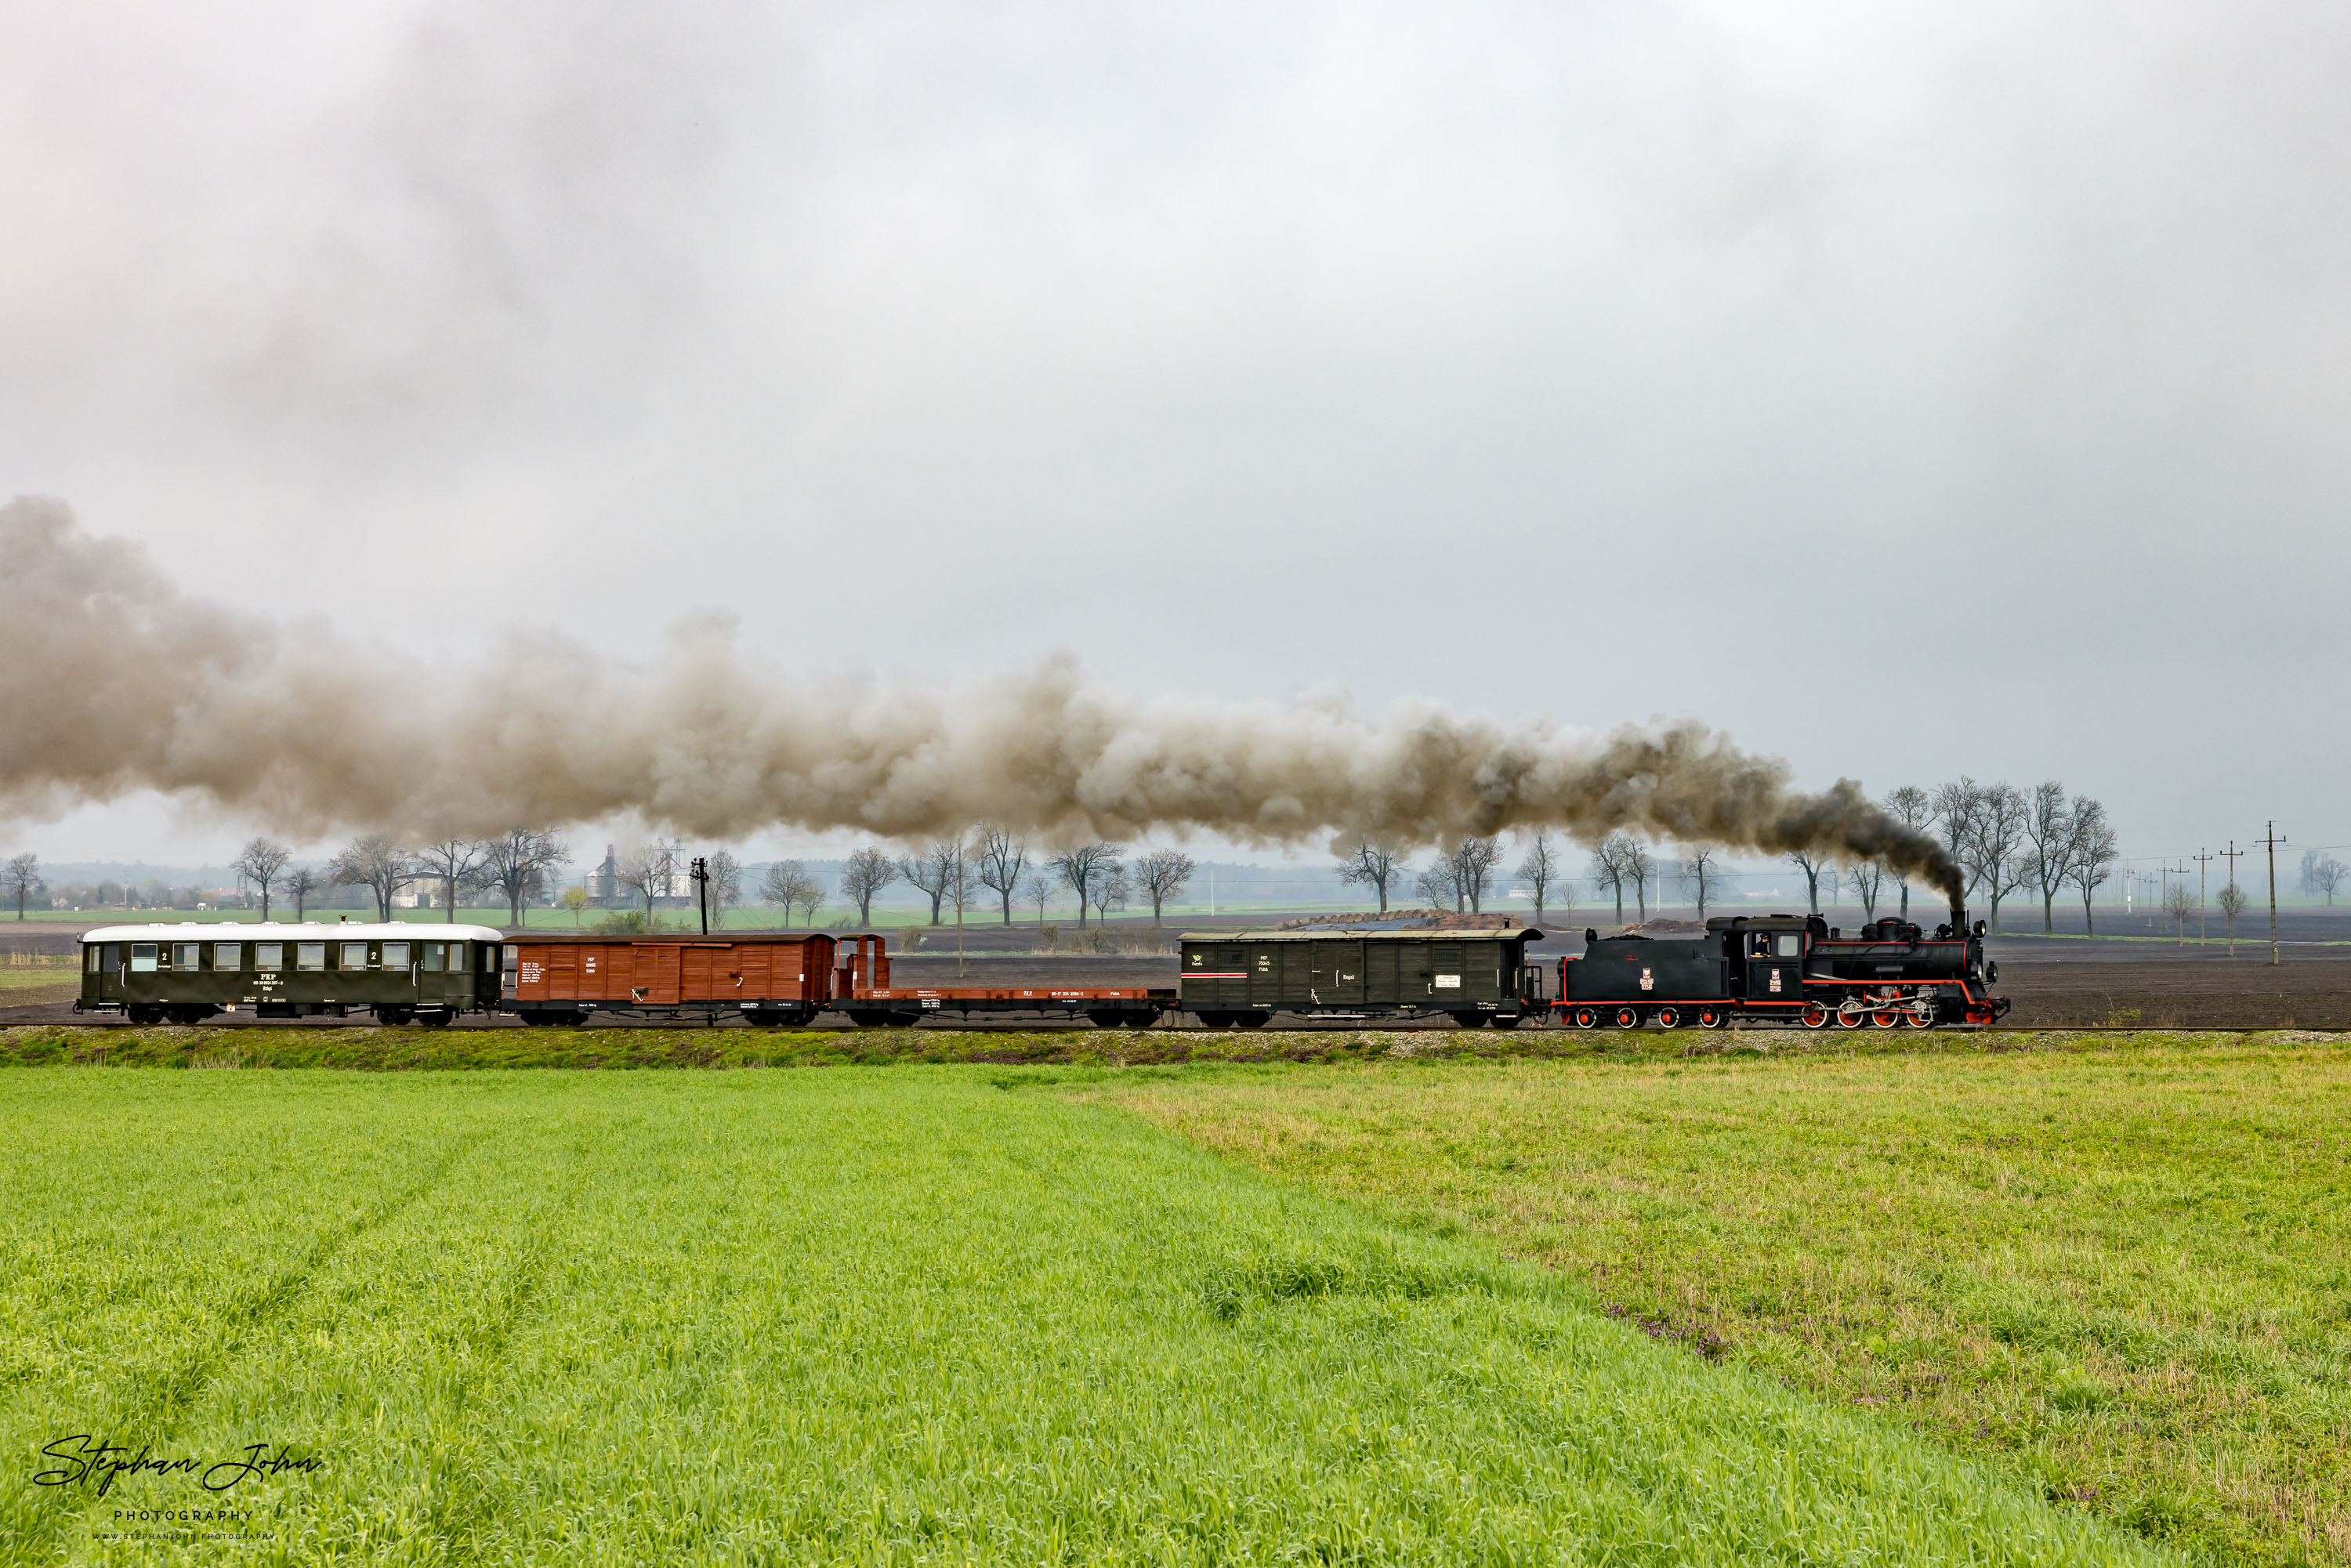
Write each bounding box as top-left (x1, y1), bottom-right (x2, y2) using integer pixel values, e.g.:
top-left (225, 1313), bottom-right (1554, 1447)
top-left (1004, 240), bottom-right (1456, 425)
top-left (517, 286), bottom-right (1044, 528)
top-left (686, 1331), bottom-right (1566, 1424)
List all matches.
top-left (1558, 907), bottom-right (2008, 1030)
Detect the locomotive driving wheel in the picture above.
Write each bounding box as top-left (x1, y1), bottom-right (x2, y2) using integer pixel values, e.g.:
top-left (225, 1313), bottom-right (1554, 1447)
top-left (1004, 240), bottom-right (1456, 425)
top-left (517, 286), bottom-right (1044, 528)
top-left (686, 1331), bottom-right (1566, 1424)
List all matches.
top-left (1800, 1004), bottom-right (1830, 1029)
top-left (1871, 1010), bottom-right (1900, 1028)
top-left (1836, 1005), bottom-right (1865, 1028)
top-left (1697, 1007), bottom-right (1725, 1029)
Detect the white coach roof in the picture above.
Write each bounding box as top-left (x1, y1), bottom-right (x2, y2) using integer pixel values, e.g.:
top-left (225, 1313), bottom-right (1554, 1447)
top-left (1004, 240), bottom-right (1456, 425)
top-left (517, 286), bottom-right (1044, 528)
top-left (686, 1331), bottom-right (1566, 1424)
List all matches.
top-left (81, 922), bottom-right (505, 943)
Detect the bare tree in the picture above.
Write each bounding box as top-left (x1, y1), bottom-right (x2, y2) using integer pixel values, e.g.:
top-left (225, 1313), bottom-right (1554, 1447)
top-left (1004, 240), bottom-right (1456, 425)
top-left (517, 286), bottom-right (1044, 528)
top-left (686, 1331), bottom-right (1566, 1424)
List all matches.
top-left (1050, 842), bottom-right (1122, 928)
top-left (1412, 858), bottom-right (1458, 912)
top-left (2064, 801), bottom-right (2118, 934)
top-left (1516, 833), bottom-right (1563, 922)
top-left (2162, 881), bottom-right (2197, 946)
top-left (1933, 778), bottom-right (1986, 899)
top-left (898, 839), bottom-right (965, 925)
top-left (1845, 859), bottom-right (1885, 920)
top-left (2020, 781), bottom-right (2075, 932)
top-left (277, 864), bottom-right (319, 921)
top-left (4, 853), bottom-right (38, 921)
top-left (705, 849), bottom-right (742, 925)
top-left (1885, 785), bottom-right (1933, 919)
top-left (232, 837), bottom-right (292, 922)
top-left (800, 882), bottom-right (828, 928)
top-left (973, 827), bottom-right (1029, 925)
top-left (1588, 833), bottom-right (1637, 921)
top-left (1092, 860), bottom-right (1132, 923)
top-left (1785, 849), bottom-right (1828, 916)
top-left (327, 835), bottom-right (415, 922)
top-left (1626, 841), bottom-right (1657, 919)
top-left (1021, 871), bottom-right (1053, 925)
top-left (2215, 882), bottom-right (2250, 955)
top-left (474, 827), bottom-right (568, 926)
top-left (1337, 840), bottom-right (1406, 913)
top-left (1676, 847), bottom-right (1729, 918)
top-left (761, 859), bottom-right (821, 925)
top-left (841, 847), bottom-right (900, 925)
top-left (2300, 851), bottom-right (2349, 907)
top-left (415, 837), bottom-right (490, 923)
top-left (1133, 848), bottom-right (1195, 924)
top-left (1450, 837), bottom-right (1502, 914)
top-left (1970, 784), bottom-right (2032, 932)
top-left (614, 844), bottom-right (673, 924)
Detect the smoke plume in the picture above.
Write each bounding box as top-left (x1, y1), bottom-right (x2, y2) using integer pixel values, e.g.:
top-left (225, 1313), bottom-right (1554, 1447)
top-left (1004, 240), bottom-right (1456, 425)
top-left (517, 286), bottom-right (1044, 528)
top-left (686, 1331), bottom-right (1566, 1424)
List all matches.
top-left (0, 498), bottom-right (1963, 900)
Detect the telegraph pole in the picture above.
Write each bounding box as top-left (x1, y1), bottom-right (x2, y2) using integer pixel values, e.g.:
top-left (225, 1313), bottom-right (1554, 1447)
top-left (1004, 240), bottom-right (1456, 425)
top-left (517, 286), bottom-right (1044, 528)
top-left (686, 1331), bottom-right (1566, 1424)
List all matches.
top-left (690, 856), bottom-right (710, 936)
top-left (2255, 823), bottom-right (2287, 965)
top-left (2191, 849), bottom-right (2213, 944)
top-left (2219, 842), bottom-right (2245, 957)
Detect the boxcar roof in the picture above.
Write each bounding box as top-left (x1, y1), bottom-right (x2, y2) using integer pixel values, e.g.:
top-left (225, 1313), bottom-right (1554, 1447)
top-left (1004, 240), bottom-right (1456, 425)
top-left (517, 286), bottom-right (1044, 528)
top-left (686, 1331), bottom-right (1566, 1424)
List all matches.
top-left (1179, 926), bottom-right (1543, 943)
top-left (81, 922), bottom-right (505, 943)
top-left (515, 932), bottom-right (825, 945)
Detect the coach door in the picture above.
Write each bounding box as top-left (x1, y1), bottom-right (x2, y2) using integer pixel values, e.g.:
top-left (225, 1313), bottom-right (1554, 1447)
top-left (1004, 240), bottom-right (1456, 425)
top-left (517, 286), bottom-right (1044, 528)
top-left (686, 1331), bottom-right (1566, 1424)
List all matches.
top-left (1309, 940), bottom-right (1365, 1005)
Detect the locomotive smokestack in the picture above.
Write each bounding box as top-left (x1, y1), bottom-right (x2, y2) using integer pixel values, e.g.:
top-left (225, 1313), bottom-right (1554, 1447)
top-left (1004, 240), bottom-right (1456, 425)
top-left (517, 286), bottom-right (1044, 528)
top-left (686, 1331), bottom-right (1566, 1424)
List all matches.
top-left (1950, 900), bottom-right (1968, 936)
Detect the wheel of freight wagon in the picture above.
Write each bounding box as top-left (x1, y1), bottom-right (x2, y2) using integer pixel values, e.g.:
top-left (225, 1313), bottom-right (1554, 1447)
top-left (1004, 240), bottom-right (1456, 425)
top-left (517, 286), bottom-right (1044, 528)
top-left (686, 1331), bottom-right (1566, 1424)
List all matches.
top-left (1871, 1010), bottom-right (1900, 1029)
top-left (418, 1010), bottom-right (453, 1029)
top-left (1611, 1005), bottom-right (1643, 1030)
top-left (1654, 1006), bottom-right (1683, 1030)
top-left (1571, 1006), bottom-right (1599, 1030)
top-left (1451, 1012), bottom-right (1491, 1029)
top-left (1697, 1008), bottom-right (1726, 1030)
top-left (1489, 1015), bottom-right (1523, 1030)
top-left (520, 1012), bottom-right (558, 1028)
top-left (1087, 1010), bottom-right (1134, 1029)
top-left (377, 1005), bottom-right (413, 1027)
top-left (1231, 1012), bottom-right (1270, 1030)
top-left (1800, 1004), bottom-right (1830, 1030)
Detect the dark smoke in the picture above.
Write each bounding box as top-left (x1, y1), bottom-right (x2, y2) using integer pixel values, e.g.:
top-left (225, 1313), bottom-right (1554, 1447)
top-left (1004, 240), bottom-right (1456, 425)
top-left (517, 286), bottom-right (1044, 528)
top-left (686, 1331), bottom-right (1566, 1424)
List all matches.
top-left (0, 498), bottom-right (1965, 899)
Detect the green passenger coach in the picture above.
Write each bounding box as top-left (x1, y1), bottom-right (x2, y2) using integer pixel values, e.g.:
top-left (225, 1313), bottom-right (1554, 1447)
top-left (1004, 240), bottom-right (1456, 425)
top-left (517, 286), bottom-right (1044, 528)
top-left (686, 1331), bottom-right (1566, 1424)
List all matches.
top-left (77, 922), bottom-right (505, 1026)
top-left (1176, 923), bottom-right (1546, 1029)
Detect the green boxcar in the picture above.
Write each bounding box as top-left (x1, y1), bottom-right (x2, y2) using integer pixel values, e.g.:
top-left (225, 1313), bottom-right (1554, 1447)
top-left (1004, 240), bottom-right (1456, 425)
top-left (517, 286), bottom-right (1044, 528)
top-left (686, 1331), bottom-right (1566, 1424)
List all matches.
top-left (77, 922), bottom-right (505, 1026)
top-left (1176, 925), bottom-right (1546, 1029)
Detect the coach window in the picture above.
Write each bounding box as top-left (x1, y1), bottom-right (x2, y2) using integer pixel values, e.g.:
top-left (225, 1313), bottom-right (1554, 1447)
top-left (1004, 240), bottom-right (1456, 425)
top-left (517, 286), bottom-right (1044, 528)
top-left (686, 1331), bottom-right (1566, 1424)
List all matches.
top-left (420, 943), bottom-right (444, 972)
top-left (103, 943), bottom-right (125, 971)
top-left (382, 942), bottom-right (409, 969)
top-left (255, 943), bottom-right (283, 972)
top-left (173, 943), bottom-right (201, 970)
top-left (297, 943), bottom-right (326, 971)
top-left (341, 942), bottom-right (369, 970)
top-left (87, 947), bottom-right (101, 972)
top-left (130, 943), bottom-right (158, 972)
top-left (214, 943), bottom-right (243, 972)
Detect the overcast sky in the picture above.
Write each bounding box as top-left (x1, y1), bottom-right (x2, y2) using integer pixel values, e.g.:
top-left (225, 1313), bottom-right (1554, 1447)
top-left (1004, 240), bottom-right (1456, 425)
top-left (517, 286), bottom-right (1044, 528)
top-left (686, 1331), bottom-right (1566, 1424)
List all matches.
top-left (5, 0), bottom-right (2347, 869)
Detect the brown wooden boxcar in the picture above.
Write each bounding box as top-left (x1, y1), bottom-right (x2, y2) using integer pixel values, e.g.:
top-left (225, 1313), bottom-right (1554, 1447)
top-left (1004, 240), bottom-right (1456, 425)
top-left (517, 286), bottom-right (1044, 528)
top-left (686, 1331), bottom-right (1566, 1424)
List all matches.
top-left (502, 932), bottom-right (874, 1026)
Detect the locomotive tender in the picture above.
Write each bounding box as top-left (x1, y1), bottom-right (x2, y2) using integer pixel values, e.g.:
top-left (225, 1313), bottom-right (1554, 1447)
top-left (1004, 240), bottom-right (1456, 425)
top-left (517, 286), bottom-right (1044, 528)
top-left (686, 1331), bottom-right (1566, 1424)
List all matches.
top-left (77, 907), bottom-right (2007, 1029)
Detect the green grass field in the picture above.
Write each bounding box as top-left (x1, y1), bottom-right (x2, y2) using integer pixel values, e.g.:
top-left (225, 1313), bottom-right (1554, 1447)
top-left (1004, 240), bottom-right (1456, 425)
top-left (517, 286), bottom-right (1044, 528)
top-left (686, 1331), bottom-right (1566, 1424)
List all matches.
top-left (1105, 1042), bottom-right (2351, 1566)
top-left (0, 1066), bottom-right (2174, 1566)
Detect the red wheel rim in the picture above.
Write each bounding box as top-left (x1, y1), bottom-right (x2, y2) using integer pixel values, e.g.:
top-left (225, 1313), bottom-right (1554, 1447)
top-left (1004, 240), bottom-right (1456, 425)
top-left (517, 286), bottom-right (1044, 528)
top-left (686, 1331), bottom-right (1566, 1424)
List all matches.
top-left (1615, 1008), bottom-right (1639, 1028)
top-left (1802, 1005), bottom-right (1828, 1029)
top-left (1871, 1011), bottom-right (1899, 1028)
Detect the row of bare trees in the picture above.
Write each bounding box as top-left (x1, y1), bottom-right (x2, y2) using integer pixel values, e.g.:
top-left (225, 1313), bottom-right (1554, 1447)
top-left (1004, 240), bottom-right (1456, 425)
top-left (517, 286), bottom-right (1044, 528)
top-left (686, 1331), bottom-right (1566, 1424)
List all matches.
top-left (807, 832), bottom-right (1198, 928)
top-left (225, 829), bottom-right (573, 925)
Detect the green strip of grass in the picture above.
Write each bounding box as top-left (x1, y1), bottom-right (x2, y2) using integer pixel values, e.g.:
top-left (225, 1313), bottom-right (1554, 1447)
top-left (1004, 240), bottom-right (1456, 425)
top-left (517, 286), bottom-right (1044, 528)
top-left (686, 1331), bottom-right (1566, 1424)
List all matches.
top-left (0, 1069), bottom-right (2169, 1565)
top-left (1101, 1042), bottom-right (2351, 1566)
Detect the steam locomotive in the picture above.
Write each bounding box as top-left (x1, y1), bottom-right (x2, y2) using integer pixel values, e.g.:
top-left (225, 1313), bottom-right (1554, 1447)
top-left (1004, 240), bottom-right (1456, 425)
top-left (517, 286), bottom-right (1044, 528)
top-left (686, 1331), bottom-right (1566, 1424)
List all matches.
top-left (1556, 908), bottom-right (2009, 1029)
top-left (73, 904), bottom-right (2006, 1028)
